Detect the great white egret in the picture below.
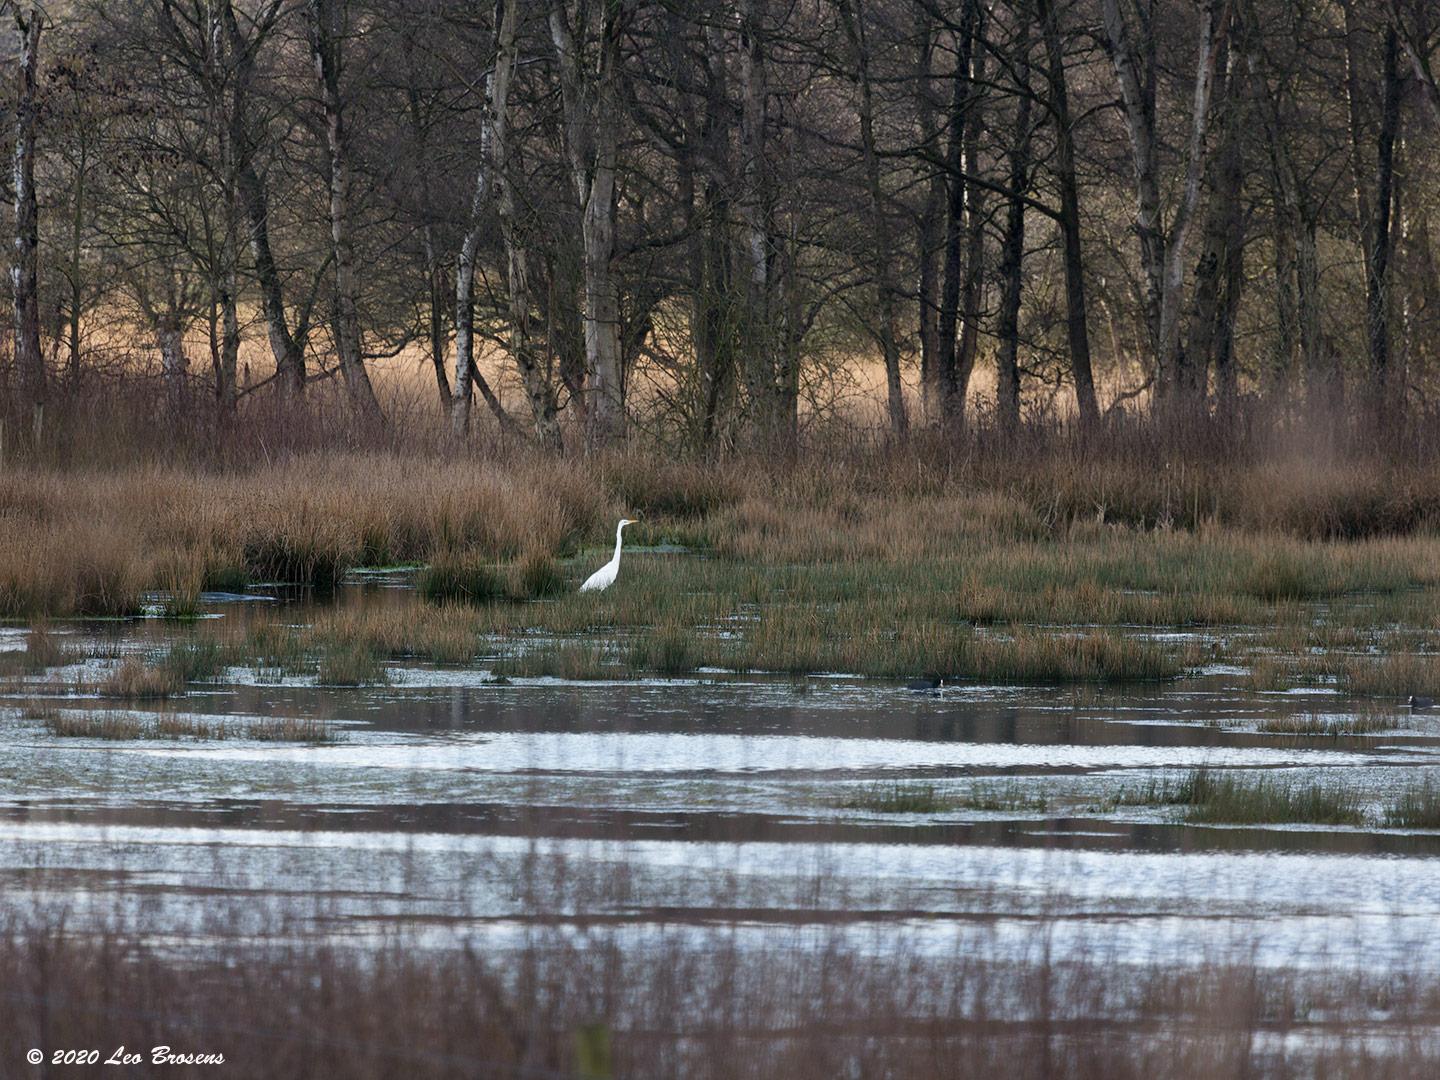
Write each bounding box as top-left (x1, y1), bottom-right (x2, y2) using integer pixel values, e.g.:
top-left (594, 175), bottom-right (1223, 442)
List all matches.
top-left (580, 518), bottom-right (638, 593)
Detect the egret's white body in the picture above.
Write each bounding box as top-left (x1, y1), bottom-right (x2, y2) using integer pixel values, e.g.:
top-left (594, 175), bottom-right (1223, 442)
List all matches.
top-left (580, 519), bottom-right (636, 592)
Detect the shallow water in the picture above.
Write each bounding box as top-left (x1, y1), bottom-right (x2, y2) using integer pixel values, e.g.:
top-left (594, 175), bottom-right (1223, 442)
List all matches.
top-left (5, 586), bottom-right (1440, 973)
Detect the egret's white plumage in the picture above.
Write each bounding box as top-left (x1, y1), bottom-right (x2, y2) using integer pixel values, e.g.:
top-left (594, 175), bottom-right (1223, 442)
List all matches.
top-left (580, 519), bottom-right (636, 592)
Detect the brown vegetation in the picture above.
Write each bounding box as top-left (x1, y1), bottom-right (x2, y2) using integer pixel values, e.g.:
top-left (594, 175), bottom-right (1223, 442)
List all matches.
top-left (1, 920), bottom-right (1436, 1079)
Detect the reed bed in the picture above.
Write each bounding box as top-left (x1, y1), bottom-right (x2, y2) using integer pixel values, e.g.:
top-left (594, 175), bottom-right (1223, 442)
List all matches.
top-left (6, 449), bottom-right (1440, 620)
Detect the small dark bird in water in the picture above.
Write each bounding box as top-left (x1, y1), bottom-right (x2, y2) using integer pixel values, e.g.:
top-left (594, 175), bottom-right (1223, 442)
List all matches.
top-left (1410, 695), bottom-right (1433, 710)
top-left (906, 677), bottom-right (945, 693)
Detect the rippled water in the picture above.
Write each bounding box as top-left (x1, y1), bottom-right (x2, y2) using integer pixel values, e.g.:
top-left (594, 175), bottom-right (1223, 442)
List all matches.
top-left (5, 586), bottom-right (1440, 973)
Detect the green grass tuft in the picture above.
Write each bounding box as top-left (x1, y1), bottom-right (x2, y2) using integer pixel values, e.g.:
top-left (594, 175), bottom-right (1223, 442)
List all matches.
top-left (1258, 710), bottom-right (1399, 736)
top-left (512, 552), bottom-right (568, 600)
top-left (315, 644), bottom-right (389, 687)
top-left (840, 781), bottom-right (947, 814)
top-left (628, 624), bottom-right (699, 675)
top-left (1179, 768), bottom-right (1365, 826)
top-left (418, 553), bottom-right (506, 605)
top-left (1384, 779), bottom-right (1440, 829)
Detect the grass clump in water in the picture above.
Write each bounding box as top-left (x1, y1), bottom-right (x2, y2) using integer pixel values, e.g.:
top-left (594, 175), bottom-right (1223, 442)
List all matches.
top-left (962, 631), bottom-right (1187, 684)
top-left (99, 657), bottom-right (184, 700)
top-left (1237, 551), bottom-right (1340, 602)
top-left (491, 642), bottom-right (619, 680)
top-left (418, 552), bottom-right (505, 605)
top-left (512, 551), bottom-right (567, 600)
top-left (45, 710), bottom-right (145, 739)
top-left (1178, 768), bottom-right (1365, 826)
top-left (1384, 779), bottom-right (1440, 829)
top-left (312, 604), bottom-right (478, 665)
top-left (1258, 710), bottom-right (1399, 736)
top-left (244, 623), bottom-right (310, 679)
top-left (840, 781), bottom-right (948, 814)
top-left (315, 644), bottom-right (389, 686)
top-left (628, 624), bottom-right (699, 675)
top-left (161, 639), bottom-right (231, 684)
top-left (957, 780), bottom-right (1049, 813)
top-left (245, 717), bottom-right (338, 743)
top-left (1340, 653), bottom-right (1440, 699)
top-left (149, 713), bottom-right (228, 739)
top-left (22, 625), bottom-right (75, 672)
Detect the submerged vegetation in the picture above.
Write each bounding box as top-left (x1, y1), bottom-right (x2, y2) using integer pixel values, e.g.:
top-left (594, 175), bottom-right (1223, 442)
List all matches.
top-left (840, 780), bottom-right (1048, 815)
top-left (1106, 768), bottom-right (1368, 827)
top-left (40, 707), bottom-right (335, 743)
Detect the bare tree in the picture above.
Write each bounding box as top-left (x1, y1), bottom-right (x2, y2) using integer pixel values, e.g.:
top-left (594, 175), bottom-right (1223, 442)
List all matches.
top-left (550, 0), bottom-right (630, 446)
top-left (12, 3), bottom-right (43, 414)
top-left (305, 0), bottom-right (382, 419)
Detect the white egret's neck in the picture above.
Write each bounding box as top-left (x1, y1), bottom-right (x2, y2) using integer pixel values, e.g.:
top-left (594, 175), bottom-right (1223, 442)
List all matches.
top-left (611, 522), bottom-right (627, 564)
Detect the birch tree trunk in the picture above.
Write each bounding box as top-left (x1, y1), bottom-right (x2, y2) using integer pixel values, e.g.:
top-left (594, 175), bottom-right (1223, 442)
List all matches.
top-left (1103, 0), bottom-right (1230, 405)
top-left (12, 5), bottom-right (43, 413)
top-left (550, 0), bottom-right (628, 448)
top-left (156, 314), bottom-right (187, 406)
top-left (306, 0), bottom-right (382, 422)
top-left (956, 24), bottom-right (988, 432)
top-left (1183, 35), bottom-right (1239, 405)
top-left (737, 0), bottom-right (783, 446)
top-left (1100, 0), bottom-right (1164, 369)
top-left (934, 0), bottom-right (978, 431)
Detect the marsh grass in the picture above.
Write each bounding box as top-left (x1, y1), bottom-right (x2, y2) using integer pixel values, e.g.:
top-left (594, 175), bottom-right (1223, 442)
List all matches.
top-left (245, 716), bottom-right (339, 742)
top-left (21, 625), bottom-right (74, 671)
top-left (961, 630), bottom-right (1189, 683)
top-left (99, 657), bottom-right (184, 699)
top-left (491, 642), bottom-right (620, 680)
top-left (244, 623), bottom-right (310, 678)
top-left (959, 780), bottom-right (1049, 813)
top-left (313, 604), bottom-right (478, 664)
top-left (6, 451), bottom-right (1440, 621)
top-left (417, 551), bottom-right (506, 604)
top-left (315, 644), bottom-right (389, 686)
top-left (512, 551), bottom-right (567, 599)
top-left (161, 638), bottom-right (231, 683)
top-left (837, 777), bottom-right (1043, 817)
top-left (1384, 779), bottom-right (1440, 828)
top-left (1341, 653), bottom-right (1440, 699)
top-left (1096, 773), bottom-right (1200, 810)
top-left (1258, 709), bottom-right (1400, 736)
top-left (44, 710), bottom-right (145, 739)
top-left (840, 781), bottom-right (948, 814)
top-left (628, 624), bottom-right (700, 675)
top-left (1179, 768), bottom-right (1366, 826)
